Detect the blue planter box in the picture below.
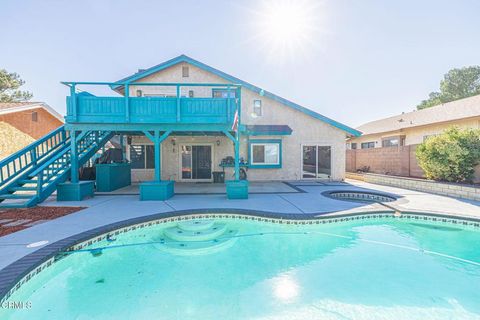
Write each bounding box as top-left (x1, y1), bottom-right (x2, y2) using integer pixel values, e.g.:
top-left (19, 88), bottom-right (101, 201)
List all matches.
top-left (226, 180), bottom-right (249, 199)
top-left (57, 181), bottom-right (95, 201)
top-left (96, 163), bottom-right (131, 192)
top-left (140, 181), bottom-right (174, 201)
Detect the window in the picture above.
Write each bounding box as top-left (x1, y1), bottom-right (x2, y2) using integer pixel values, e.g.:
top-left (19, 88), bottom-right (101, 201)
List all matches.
top-left (182, 66), bottom-right (189, 77)
top-left (253, 100), bottom-right (262, 116)
top-left (249, 140), bottom-right (281, 168)
top-left (212, 88), bottom-right (236, 98)
top-left (361, 142), bottom-right (375, 149)
top-left (382, 137), bottom-right (399, 147)
top-left (351, 143), bottom-right (357, 150)
top-left (31, 111), bottom-right (38, 122)
top-left (129, 145), bottom-right (155, 169)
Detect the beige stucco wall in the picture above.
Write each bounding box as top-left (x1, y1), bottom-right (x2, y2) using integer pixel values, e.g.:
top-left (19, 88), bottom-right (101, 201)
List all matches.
top-left (348, 117), bottom-right (480, 148)
top-left (125, 62), bottom-right (348, 182)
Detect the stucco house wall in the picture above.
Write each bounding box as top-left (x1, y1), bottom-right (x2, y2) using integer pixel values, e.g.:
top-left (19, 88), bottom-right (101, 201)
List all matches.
top-left (126, 62), bottom-right (347, 182)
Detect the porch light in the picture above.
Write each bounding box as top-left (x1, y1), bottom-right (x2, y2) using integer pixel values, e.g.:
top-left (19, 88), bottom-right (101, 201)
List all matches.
top-left (136, 90), bottom-right (143, 97)
top-left (171, 138), bottom-right (176, 146)
top-left (216, 140), bottom-right (221, 146)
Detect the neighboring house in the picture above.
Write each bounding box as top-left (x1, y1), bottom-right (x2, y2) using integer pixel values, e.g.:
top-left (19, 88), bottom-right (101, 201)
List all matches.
top-left (346, 94), bottom-right (480, 181)
top-left (0, 102), bottom-right (64, 139)
top-left (113, 55), bottom-right (361, 182)
top-left (347, 94), bottom-right (480, 150)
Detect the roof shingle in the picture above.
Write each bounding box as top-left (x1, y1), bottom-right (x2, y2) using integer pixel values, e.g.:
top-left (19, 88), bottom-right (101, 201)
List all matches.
top-left (357, 94), bottom-right (480, 136)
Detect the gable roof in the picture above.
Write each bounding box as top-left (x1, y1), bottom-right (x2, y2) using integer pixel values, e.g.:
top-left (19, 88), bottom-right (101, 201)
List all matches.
top-left (357, 94), bottom-right (480, 136)
top-left (112, 55), bottom-right (361, 137)
top-left (0, 102), bottom-right (64, 122)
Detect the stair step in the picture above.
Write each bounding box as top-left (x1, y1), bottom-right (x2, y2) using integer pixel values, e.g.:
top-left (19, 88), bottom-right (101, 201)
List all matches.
top-left (20, 180), bottom-right (37, 185)
top-left (0, 193), bottom-right (34, 199)
top-left (9, 186), bottom-right (37, 191)
top-left (164, 223), bottom-right (228, 242)
top-left (0, 202), bottom-right (31, 209)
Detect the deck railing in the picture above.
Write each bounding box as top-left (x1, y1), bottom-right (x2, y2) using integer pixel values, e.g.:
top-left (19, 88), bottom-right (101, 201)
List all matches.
top-left (62, 82), bottom-right (241, 125)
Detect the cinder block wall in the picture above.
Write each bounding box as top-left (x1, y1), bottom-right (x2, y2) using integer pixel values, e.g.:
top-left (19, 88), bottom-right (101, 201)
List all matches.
top-left (347, 145), bottom-right (480, 182)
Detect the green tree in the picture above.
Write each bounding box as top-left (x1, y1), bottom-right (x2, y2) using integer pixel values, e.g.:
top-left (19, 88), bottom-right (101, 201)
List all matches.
top-left (417, 66), bottom-right (480, 110)
top-left (416, 127), bottom-right (480, 183)
top-left (0, 69), bottom-right (33, 102)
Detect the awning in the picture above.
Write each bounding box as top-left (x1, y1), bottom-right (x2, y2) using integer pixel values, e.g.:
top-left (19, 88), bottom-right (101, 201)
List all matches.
top-left (243, 125), bottom-right (293, 136)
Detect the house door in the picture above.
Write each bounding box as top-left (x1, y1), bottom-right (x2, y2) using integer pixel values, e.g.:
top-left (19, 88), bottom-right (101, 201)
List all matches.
top-left (302, 145), bottom-right (331, 179)
top-left (181, 145), bottom-right (212, 181)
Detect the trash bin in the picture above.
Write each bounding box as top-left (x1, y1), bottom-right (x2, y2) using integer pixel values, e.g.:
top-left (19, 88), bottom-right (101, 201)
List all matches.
top-left (213, 171), bottom-right (225, 183)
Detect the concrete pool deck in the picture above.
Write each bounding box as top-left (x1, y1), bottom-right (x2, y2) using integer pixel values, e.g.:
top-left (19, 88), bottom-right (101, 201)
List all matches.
top-left (0, 179), bottom-right (479, 273)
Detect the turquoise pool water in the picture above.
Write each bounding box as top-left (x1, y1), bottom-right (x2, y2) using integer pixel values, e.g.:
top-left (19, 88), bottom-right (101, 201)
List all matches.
top-left (2, 216), bottom-right (480, 319)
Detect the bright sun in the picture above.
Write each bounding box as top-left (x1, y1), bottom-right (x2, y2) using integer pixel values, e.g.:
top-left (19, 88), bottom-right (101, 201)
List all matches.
top-left (251, 0), bottom-right (323, 62)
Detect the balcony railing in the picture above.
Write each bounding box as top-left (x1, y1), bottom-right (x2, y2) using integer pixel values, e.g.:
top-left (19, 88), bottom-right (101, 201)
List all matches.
top-left (62, 82), bottom-right (241, 125)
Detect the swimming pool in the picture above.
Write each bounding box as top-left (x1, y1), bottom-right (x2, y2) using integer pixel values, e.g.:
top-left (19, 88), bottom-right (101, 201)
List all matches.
top-left (1, 214), bottom-right (480, 319)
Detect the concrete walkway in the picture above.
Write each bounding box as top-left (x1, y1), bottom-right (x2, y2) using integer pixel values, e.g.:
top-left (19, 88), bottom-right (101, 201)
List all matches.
top-left (0, 179), bottom-right (479, 271)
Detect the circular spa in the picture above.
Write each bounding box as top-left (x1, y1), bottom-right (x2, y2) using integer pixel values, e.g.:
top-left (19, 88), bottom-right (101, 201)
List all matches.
top-left (1, 214), bottom-right (480, 319)
top-left (325, 190), bottom-right (397, 203)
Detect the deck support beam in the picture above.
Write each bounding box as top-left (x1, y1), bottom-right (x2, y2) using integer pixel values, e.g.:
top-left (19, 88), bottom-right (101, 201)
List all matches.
top-left (143, 130), bottom-right (171, 182)
top-left (140, 130), bottom-right (174, 201)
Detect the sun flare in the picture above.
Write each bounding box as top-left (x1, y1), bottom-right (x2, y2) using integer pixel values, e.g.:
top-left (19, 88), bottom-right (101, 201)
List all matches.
top-left (251, 0), bottom-right (324, 62)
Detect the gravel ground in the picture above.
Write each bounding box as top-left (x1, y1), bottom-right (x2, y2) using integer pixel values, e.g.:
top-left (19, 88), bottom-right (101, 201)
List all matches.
top-left (0, 207), bottom-right (84, 237)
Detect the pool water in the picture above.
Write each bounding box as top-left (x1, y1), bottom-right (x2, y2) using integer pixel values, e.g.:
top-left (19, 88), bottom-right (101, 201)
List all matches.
top-left (2, 216), bottom-right (480, 319)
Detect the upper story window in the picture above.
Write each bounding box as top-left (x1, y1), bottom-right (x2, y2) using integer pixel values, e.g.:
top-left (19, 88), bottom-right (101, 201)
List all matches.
top-left (212, 88), bottom-right (236, 98)
top-left (350, 143), bottom-right (357, 150)
top-left (361, 142), bottom-right (375, 149)
top-left (253, 100), bottom-right (262, 117)
top-left (182, 66), bottom-right (189, 77)
top-left (31, 111), bottom-right (38, 122)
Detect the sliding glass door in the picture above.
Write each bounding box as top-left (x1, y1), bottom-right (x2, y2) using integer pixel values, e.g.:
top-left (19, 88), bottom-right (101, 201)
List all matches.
top-left (302, 145), bottom-right (331, 179)
top-left (181, 145), bottom-right (212, 181)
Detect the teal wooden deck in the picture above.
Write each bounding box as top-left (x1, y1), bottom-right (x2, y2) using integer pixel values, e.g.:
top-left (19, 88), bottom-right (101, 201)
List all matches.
top-left (0, 82), bottom-right (247, 207)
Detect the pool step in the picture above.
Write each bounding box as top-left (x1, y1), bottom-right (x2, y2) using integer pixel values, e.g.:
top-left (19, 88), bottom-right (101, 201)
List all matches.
top-left (177, 219), bottom-right (215, 231)
top-left (164, 223), bottom-right (228, 242)
top-left (155, 219), bottom-right (238, 255)
top-left (155, 229), bottom-right (238, 255)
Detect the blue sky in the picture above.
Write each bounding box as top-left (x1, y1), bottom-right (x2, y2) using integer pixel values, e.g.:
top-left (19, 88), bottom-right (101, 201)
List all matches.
top-left (1, 0), bottom-right (479, 127)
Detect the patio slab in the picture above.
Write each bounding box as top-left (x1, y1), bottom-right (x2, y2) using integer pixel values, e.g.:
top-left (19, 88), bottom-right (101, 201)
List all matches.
top-left (96, 181), bottom-right (299, 195)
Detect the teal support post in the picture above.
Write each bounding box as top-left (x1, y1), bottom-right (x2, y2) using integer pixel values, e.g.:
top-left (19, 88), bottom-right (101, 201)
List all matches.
top-left (154, 131), bottom-right (161, 181)
top-left (70, 84), bottom-right (77, 122)
top-left (143, 130), bottom-right (172, 181)
top-left (140, 130), bottom-right (173, 201)
top-left (234, 134), bottom-right (240, 180)
top-left (119, 134), bottom-right (125, 160)
top-left (70, 130), bottom-right (79, 183)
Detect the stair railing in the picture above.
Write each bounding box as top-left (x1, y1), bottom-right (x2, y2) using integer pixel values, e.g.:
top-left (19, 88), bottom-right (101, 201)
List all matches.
top-left (30, 130), bottom-right (112, 202)
top-left (0, 125), bottom-right (69, 188)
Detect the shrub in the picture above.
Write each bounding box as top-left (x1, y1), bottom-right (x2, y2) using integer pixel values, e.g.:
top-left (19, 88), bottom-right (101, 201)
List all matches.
top-left (416, 127), bottom-right (480, 183)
